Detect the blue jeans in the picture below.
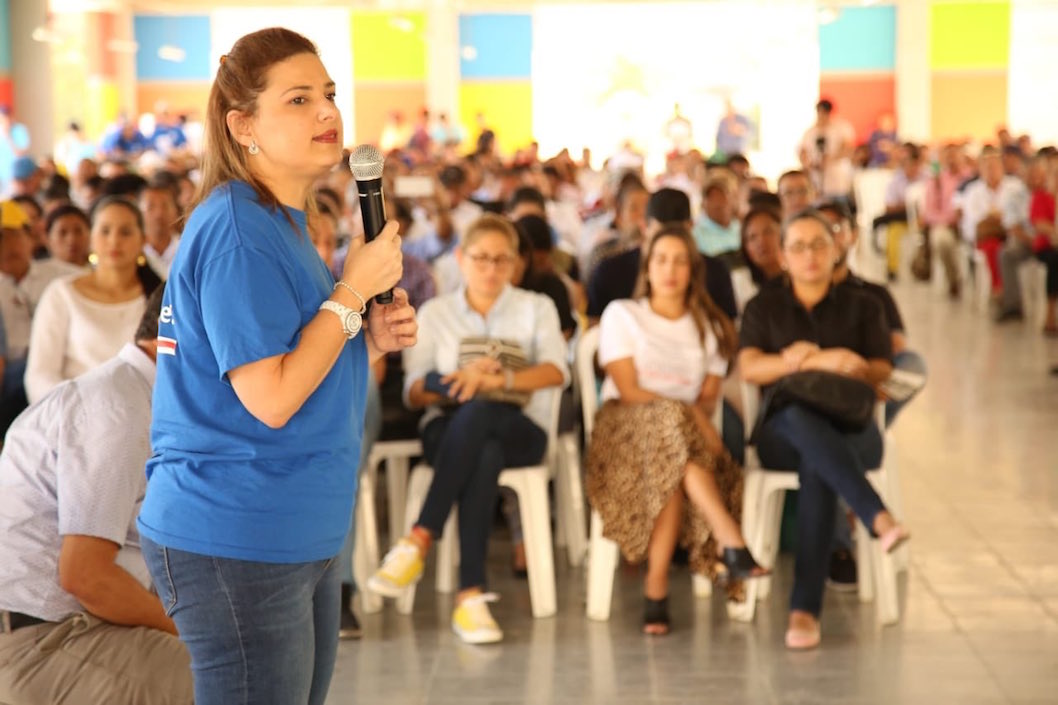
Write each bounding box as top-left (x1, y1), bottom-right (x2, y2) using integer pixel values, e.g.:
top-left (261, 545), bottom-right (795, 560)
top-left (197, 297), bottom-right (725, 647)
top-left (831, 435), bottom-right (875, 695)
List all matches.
top-left (338, 374), bottom-right (383, 586)
top-left (885, 349), bottom-right (927, 427)
top-left (417, 400), bottom-right (547, 590)
top-left (141, 536), bottom-right (341, 705)
top-left (755, 404), bottom-right (885, 616)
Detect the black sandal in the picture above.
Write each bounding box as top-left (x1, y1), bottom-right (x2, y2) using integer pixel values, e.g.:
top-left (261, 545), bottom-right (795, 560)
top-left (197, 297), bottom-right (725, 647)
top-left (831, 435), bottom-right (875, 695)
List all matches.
top-left (643, 596), bottom-right (670, 635)
top-left (720, 547), bottom-right (770, 582)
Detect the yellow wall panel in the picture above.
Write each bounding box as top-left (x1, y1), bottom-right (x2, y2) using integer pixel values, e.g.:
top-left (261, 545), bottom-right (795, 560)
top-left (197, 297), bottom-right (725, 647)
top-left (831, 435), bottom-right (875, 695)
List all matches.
top-left (458, 82), bottom-right (533, 157)
top-left (86, 80), bottom-right (120, 141)
top-left (137, 81), bottom-right (212, 121)
top-left (931, 73), bottom-right (1007, 141)
top-left (352, 12), bottom-right (426, 81)
top-left (931, 2), bottom-right (1010, 70)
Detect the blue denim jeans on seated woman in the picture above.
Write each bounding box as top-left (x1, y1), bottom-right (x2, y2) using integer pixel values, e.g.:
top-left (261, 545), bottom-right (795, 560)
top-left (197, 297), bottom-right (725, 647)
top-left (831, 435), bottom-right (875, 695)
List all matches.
top-left (141, 536), bottom-right (341, 705)
top-left (754, 404), bottom-right (885, 616)
top-left (417, 400), bottom-right (547, 591)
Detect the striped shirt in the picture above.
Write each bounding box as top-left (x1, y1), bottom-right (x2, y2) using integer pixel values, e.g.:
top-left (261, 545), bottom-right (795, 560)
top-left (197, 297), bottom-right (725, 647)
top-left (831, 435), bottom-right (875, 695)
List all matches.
top-left (403, 285), bottom-right (569, 432)
top-left (0, 344), bottom-right (154, 622)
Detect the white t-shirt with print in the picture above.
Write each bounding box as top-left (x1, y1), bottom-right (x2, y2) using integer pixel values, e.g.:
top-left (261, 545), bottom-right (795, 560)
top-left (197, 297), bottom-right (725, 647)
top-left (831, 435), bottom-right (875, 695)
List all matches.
top-left (598, 298), bottom-right (728, 404)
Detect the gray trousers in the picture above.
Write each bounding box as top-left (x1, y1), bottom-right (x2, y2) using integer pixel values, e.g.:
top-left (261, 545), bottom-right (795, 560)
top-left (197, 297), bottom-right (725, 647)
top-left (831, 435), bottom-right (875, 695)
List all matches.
top-left (0, 612), bottom-right (192, 705)
top-left (1000, 239), bottom-right (1033, 312)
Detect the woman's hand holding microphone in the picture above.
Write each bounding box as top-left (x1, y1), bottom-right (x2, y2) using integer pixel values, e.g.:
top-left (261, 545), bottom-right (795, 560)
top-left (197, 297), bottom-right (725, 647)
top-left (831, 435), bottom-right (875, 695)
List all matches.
top-left (337, 221), bottom-right (418, 354)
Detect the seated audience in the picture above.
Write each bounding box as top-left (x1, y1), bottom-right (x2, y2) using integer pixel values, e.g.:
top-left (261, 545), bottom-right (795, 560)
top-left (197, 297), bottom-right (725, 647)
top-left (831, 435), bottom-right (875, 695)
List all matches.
top-left (139, 177), bottom-right (183, 277)
top-left (587, 226), bottom-right (767, 636)
top-left (733, 206), bottom-right (784, 312)
top-left (818, 199), bottom-right (927, 425)
top-left (0, 201), bottom-right (82, 431)
top-left (0, 286), bottom-right (192, 705)
top-left (1026, 158), bottom-right (1058, 334)
top-left (369, 215), bottom-right (568, 645)
top-left (24, 196), bottom-right (162, 403)
top-left (515, 215), bottom-right (577, 338)
top-left (920, 144), bottom-right (966, 298)
top-left (958, 149), bottom-right (1030, 318)
top-left (580, 173), bottom-right (649, 280)
top-left (587, 188), bottom-right (737, 323)
top-left (11, 195), bottom-right (47, 258)
top-left (878, 143), bottom-right (926, 279)
top-left (692, 173), bottom-right (742, 263)
top-left (777, 170), bottom-right (816, 221)
top-left (739, 209), bottom-right (909, 651)
top-left (44, 203), bottom-right (91, 266)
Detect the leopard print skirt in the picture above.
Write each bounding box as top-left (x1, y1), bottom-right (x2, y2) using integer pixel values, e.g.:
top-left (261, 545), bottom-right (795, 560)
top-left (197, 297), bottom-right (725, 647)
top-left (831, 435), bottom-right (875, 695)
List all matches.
top-left (585, 398), bottom-right (745, 588)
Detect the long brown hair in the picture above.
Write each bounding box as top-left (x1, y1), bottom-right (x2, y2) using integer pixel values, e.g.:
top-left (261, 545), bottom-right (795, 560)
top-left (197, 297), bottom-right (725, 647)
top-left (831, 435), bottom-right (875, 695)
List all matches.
top-left (633, 226), bottom-right (738, 360)
top-left (190, 28), bottom-right (318, 217)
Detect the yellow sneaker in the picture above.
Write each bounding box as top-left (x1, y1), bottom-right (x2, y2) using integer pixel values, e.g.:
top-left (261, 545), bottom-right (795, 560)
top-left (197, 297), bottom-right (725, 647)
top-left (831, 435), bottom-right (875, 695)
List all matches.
top-left (367, 539), bottom-right (424, 598)
top-left (451, 592), bottom-right (503, 644)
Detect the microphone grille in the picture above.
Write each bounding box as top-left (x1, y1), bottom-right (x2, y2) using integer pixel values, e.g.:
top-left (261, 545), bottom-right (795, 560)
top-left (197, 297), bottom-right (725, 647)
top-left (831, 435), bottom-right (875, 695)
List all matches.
top-left (348, 144), bottom-right (385, 180)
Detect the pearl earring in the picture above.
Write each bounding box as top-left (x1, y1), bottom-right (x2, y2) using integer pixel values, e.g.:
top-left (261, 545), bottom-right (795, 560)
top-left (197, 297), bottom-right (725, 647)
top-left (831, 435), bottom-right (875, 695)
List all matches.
top-left (248, 140), bottom-right (260, 155)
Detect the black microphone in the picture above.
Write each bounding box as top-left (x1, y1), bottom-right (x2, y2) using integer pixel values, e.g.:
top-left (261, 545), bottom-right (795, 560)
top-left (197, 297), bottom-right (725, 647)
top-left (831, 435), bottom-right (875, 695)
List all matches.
top-left (348, 144), bottom-right (393, 304)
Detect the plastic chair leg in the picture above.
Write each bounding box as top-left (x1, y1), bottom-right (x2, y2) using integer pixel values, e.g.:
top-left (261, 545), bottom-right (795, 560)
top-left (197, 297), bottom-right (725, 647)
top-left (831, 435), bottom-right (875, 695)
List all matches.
top-left (556, 434), bottom-right (588, 567)
top-left (353, 465), bottom-right (383, 614)
top-left (585, 510), bottom-right (619, 621)
top-left (505, 468), bottom-right (557, 618)
top-left (385, 456), bottom-right (409, 544)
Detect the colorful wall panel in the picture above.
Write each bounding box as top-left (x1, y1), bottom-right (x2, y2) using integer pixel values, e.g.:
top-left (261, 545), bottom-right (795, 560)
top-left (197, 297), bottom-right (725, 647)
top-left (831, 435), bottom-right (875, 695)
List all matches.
top-left (929, 1), bottom-right (1009, 141)
top-left (818, 5), bottom-right (896, 143)
top-left (352, 10), bottom-right (426, 146)
top-left (1, 0), bottom-right (14, 111)
top-left (458, 13), bottom-right (533, 154)
top-left (133, 14), bottom-right (212, 118)
top-left (819, 74), bottom-right (896, 145)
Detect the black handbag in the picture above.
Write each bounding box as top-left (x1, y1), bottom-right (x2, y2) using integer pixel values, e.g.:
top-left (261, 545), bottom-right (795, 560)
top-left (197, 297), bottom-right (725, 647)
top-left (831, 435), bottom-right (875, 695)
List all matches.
top-left (750, 370), bottom-right (876, 443)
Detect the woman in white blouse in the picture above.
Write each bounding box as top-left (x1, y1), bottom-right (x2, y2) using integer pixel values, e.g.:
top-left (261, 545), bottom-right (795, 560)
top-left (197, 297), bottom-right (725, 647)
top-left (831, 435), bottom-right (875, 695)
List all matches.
top-left (587, 225), bottom-right (767, 636)
top-left (24, 196), bottom-right (162, 403)
top-left (369, 214), bottom-right (568, 645)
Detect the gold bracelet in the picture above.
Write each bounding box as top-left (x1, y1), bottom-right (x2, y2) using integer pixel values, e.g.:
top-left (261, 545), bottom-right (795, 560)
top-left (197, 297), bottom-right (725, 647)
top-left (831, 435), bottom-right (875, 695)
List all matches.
top-left (333, 281), bottom-right (366, 313)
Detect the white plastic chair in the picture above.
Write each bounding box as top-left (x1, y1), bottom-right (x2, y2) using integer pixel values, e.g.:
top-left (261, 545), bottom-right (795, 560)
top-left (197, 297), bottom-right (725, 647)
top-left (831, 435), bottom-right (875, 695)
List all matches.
top-left (353, 439), bottom-right (423, 614)
top-left (1017, 259), bottom-right (1048, 329)
top-left (736, 381), bottom-right (901, 626)
top-left (395, 388), bottom-right (564, 619)
top-left (578, 327), bottom-right (734, 622)
top-left (973, 249), bottom-right (993, 312)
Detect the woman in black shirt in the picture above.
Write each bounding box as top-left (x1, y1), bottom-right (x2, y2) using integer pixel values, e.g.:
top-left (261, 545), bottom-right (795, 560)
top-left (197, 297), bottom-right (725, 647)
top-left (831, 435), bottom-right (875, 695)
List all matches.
top-left (739, 210), bottom-right (909, 651)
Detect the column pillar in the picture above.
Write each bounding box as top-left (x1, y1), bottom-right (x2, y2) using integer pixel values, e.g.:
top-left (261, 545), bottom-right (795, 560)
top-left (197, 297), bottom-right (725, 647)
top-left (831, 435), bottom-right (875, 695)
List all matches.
top-left (9, 0), bottom-right (54, 154)
top-left (894, 0), bottom-right (931, 142)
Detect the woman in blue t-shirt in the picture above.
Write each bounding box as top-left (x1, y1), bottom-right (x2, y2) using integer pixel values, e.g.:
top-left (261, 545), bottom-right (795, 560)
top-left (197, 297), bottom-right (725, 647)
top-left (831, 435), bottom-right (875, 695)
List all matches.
top-left (137, 28), bottom-right (417, 705)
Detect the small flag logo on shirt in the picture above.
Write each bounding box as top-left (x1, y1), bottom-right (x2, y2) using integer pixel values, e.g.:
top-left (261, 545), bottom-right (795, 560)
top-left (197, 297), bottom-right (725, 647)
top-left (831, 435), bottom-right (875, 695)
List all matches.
top-left (158, 336), bottom-right (177, 356)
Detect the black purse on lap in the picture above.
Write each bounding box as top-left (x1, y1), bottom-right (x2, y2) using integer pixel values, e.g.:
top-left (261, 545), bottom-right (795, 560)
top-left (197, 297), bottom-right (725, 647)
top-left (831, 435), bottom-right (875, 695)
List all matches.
top-left (749, 370), bottom-right (876, 443)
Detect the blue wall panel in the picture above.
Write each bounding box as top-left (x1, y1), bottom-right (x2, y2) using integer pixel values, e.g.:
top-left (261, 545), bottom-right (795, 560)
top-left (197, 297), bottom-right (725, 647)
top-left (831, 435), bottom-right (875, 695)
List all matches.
top-left (134, 15), bottom-right (212, 80)
top-left (820, 5), bottom-right (896, 71)
top-left (459, 14), bottom-right (532, 80)
top-left (0, 0), bottom-right (12, 73)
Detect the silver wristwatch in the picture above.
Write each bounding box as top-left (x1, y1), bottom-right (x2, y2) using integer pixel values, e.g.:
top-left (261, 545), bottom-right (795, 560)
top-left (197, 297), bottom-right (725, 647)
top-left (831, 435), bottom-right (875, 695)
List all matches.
top-left (320, 300), bottom-right (363, 339)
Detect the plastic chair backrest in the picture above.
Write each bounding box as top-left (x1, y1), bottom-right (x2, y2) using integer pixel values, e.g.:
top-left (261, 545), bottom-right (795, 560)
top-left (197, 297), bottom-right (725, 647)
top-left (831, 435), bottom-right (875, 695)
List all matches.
top-left (852, 168), bottom-right (895, 233)
top-left (904, 180), bottom-right (927, 233)
top-left (575, 326), bottom-right (601, 438)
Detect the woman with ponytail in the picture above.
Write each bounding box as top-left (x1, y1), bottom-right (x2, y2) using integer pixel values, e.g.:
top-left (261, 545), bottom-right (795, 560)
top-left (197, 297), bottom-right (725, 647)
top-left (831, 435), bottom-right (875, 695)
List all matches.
top-left (585, 225), bottom-right (767, 636)
top-left (23, 195), bottom-right (161, 403)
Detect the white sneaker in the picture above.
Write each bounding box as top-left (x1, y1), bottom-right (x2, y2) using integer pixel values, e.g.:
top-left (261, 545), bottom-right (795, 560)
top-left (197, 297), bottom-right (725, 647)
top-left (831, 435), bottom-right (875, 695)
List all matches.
top-left (451, 592), bottom-right (503, 644)
top-left (367, 539), bottom-right (424, 598)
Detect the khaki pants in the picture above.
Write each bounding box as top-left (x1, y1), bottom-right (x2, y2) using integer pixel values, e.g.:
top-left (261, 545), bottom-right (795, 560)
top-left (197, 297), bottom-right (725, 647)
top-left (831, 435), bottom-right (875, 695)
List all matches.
top-left (0, 613), bottom-right (191, 705)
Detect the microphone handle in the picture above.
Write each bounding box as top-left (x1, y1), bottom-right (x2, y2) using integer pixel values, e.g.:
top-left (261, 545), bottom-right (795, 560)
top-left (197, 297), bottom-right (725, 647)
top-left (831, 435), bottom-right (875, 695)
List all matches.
top-left (356, 180), bottom-right (394, 304)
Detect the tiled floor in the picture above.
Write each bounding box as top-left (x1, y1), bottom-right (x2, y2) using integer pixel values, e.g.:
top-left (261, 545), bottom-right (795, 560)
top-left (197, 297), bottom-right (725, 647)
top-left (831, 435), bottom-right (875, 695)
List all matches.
top-left (326, 279), bottom-right (1058, 705)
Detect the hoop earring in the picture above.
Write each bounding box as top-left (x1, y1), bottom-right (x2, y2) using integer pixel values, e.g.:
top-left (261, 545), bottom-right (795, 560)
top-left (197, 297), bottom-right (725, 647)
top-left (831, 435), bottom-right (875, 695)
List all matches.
top-left (87, 252), bottom-right (98, 266)
top-left (248, 140), bottom-right (260, 155)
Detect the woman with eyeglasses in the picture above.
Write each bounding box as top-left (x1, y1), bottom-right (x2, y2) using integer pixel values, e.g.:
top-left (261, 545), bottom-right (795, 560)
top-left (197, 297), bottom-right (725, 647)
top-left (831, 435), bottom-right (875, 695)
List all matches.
top-left (739, 209), bottom-right (909, 651)
top-left (368, 214), bottom-right (568, 645)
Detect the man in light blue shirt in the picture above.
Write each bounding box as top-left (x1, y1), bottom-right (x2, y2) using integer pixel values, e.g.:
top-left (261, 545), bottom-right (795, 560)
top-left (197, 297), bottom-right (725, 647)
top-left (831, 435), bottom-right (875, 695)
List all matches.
top-left (0, 107), bottom-right (30, 197)
top-left (693, 175), bottom-right (741, 258)
top-left (0, 285), bottom-right (192, 705)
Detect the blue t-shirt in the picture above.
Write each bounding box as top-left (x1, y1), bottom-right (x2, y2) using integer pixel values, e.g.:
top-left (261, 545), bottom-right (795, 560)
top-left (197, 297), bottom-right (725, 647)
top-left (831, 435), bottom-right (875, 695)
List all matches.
top-left (138, 181), bottom-right (368, 563)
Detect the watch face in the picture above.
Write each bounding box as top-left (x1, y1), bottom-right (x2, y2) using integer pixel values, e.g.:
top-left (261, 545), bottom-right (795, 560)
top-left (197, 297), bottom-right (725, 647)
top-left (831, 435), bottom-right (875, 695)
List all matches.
top-left (345, 311), bottom-right (363, 337)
